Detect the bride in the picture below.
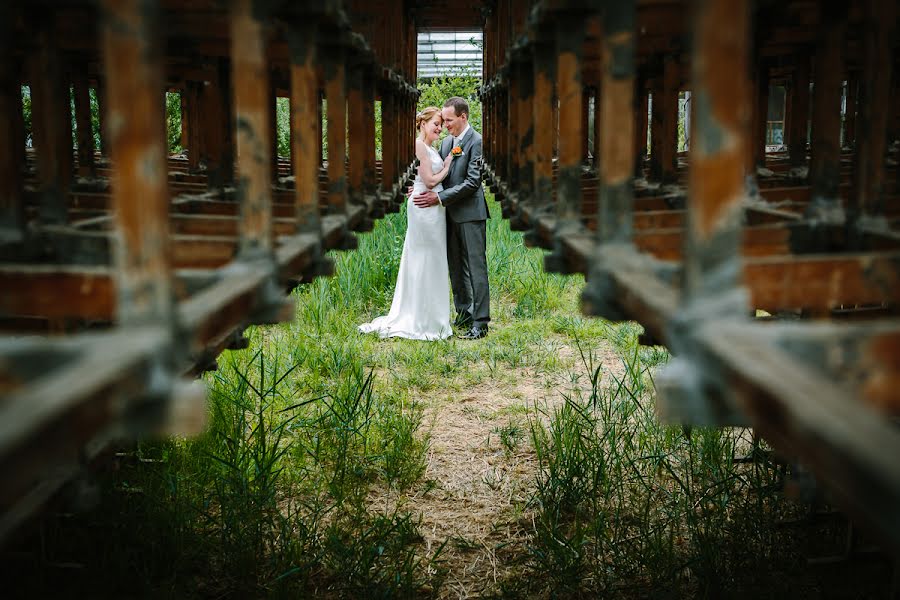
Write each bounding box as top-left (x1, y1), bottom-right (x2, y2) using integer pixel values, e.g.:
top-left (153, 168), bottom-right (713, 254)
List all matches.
top-left (358, 106), bottom-right (455, 340)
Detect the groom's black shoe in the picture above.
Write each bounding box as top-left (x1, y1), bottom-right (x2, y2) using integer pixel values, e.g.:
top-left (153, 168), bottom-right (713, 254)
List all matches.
top-left (458, 324), bottom-right (488, 340)
top-left (453, 313), bottom-right (473, 329)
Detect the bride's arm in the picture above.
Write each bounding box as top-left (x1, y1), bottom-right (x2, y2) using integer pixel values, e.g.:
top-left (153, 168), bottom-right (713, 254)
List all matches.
top-left (415, 140), bottom-right (452, 188)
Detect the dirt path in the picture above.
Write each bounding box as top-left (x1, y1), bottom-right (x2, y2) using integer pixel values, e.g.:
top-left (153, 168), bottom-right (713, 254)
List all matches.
top-left (405, 340), bottom-right (625, 598)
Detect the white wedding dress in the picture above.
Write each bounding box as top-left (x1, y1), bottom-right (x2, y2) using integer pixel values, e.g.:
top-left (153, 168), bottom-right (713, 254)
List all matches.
top-left (358, 145), bottom-right (452, 340)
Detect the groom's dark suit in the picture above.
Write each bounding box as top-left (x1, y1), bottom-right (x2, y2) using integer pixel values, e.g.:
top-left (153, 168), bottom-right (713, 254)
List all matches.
top-left (437, 126), bottom-right (490, 327)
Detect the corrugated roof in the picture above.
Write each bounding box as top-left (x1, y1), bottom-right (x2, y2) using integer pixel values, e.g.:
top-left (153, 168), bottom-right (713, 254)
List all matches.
top-left (417, 30), bottom-right (483, 79)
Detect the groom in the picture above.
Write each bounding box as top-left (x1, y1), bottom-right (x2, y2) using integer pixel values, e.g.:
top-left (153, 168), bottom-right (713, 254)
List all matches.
top-left (413, 97), bottom-right (490, 340)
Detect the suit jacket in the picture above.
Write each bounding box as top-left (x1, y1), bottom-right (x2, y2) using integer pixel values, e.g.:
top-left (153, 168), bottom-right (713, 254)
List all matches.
top-left (437, 128), bottom-right (489, 222)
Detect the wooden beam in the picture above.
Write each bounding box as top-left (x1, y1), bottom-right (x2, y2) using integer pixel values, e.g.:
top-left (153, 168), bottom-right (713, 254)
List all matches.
top-left (101, 0), bottom-right (174, 325)
top-left (852, 0), bottom-right (896, 219)
top-left (0, 3), bottom-right (23, 242)
top-left (807, 3), bottom-right (847, 220)
top-left (323, 40), bottom-right (348, 215)
top-left (788, 54), bottom-right (811, 168)
top-left (288, 22), bottom-right (323, 235)
top-left (72, 60), bottom-right (96, 178)
top-left (231, 0), bottom-right (273, 259)
top-left (683, 0), bottom-right (749, 303)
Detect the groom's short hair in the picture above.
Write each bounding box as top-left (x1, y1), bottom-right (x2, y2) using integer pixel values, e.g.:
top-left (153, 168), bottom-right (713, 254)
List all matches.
top-left (444, 97), bottom-right (469, 117)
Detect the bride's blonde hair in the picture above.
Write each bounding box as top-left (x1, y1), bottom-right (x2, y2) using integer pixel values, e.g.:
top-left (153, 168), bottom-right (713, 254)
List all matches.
top-left (416, 106), bottom-right (442, 131)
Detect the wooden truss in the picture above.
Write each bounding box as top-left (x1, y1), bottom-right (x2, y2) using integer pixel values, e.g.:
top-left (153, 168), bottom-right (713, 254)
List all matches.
top-left (481, 0), bottom-right (900, 553)
top-left (0, 0), bottom-right (419, 542)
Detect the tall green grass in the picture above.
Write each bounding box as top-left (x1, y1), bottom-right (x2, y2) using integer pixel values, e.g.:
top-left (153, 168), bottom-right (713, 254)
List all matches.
top-left (519, 340), bottom-right (804, 598)
top-left (7, 191), bottom-right (863, 598)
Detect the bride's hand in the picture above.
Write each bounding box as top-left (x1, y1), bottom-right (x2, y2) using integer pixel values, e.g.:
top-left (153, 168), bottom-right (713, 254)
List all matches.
top-left (443, 154), bottom-right (454, 168)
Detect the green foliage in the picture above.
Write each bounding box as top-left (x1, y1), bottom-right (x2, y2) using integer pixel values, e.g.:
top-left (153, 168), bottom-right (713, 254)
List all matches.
top-left (20, 86), bottom-right (31, 147)
top-left (417, 72), bottom-right (482, 137)
top-left (165, 91), bottom-right (183, 154)
top-left (276, 97), bottom-right (290, 158)
top-left (520, 340), bottom-right (801, 597)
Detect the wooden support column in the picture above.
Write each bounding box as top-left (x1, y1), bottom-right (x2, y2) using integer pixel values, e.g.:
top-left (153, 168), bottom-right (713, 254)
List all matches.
top-left (635, 75), bottom-right (648, 177)
top-left (185, 81), bottom-right (202, 172)
top-left (581, 87), bottom-right (591, 163)
top-left (0, 3), bottom-right (23, 241)
top-left (380, 89), bottom-right (397, 199)
top-left (101, 0), bottom-right (173, 325)
top-left (546, 13), bottom-right (586, 272)
top-left (199, 61), bottom-right (234, 190)
top-left (788, 54), bottom-right (811, 168)
top-left (288, 22), bottom-right (322, 235)
top-left (507, 65), bottom-right (520, 192)
top-left (596, 1), bottom-right (635, 245)
top-left (231, 0), bottom-right (273, 260)
top-left (659, 54), bottom-right (679, 183)
top-left (269, 77), bottom-right (279, 183)
top-left (807, 3), bottom-right (847, 219)
top-left (96, 77), bottom-right (108, 158)
top-left (844, 71), bottom-right (859, 148)
top-left (592, 85), bottom-right (602, 169)
top-left (362, 68), bottom-right (376, 203)
top-left (753, 61), bottom-right (770, 168)
top-left (533, 39), bottom-right (555, 213)
top-left (323, 42), bottom-right (347, 215)
top-left (683, 0), bottom-right (749, 304)
top-left (347, 61), bottom-right (365, 208)
top-left (29, 19), bottom-right (68, 224)
top-left (853, 0), bottom-right (896, 220)
top-left (73, 60), bottom-right (96, 178)
top-left (180, 91), bottom-right (189, 151)
top-left (516, 50), bottom-right (535, 213)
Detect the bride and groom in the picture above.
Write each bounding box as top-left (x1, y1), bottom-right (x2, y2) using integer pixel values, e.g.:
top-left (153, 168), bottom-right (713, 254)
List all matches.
top-left (359, 97), bottom-right (490, 341)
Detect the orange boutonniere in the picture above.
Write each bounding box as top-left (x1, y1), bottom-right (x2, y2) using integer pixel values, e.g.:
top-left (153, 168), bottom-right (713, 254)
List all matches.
top-left (451, 146), bottom-right (463, 157)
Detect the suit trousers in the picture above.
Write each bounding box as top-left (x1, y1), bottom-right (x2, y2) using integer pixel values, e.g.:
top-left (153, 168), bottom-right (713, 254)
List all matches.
top-left (447, 217), bottom-right (490, 326)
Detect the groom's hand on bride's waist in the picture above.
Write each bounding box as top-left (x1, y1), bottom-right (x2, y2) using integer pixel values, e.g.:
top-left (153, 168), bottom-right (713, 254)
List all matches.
top-left (412, 191), bottom-right (440, 208)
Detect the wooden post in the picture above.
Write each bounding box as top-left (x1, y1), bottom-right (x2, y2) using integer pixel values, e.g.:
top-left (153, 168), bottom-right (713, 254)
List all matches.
top-left (29, 20), bottom-right (68, 224)
top-left (659, 54), bottom-right (679, 183)
top-left (581, 87), bottom-right (591, 164)
top-left (596, 0), bottom-right (635, 245)
top-left (507, 65), bottom-right (520, 191)
top-left (808, 3), bottom-right (847, 218)
top-left (73, 60), bottom-right (96, 178)
top-left (199, 61), bottom-right (234, 190)
top-left (362, 68), bottom-right (376, 203)
top-left (788, 54), bottom-right (811, 168)
top-left (550, 13), bottom-right (585, 259)
top-left (101, 0), bottom-right (173, 325)
top-left (635, 75), bottom-right (648, 177)
top-left (231, 0), bottom-right (273, 260)
top-left (517, 51), bottom-right (535, 211)
top-left (180, 91), bottom-right (189, 151)
top-left (269, 76), bottom-right (279, 183)
top-left (323, 42), bottom-right (347, 214)
top-left (288, 22), bottom-right (322, 235)
top-left (380, 88), bottom-right (396, 199)
top-left (592, 85), bottom-right (602, 169)
top-left (844, 71), bottom-right (859, 148)
top-left (852, 0), bottom-right (895, 219)
top-left (347, 61), bottom-right (365, 208)
top-left (684, 0), bottom-right (749, 304)
top-left (0, 4), bottom-right (23, 241)
top-left (533, 38), bottom-right (555, 212)
top-left (96, 77), bottom-right (108, 158)
top-left (185, 81), bottom-right (202, 172)
top-left (753, 61), bottom-right (770, 168)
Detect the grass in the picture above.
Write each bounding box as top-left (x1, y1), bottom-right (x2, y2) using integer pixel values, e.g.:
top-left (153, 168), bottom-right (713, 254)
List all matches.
top-left (4, 192), bottom-right (890, 599)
